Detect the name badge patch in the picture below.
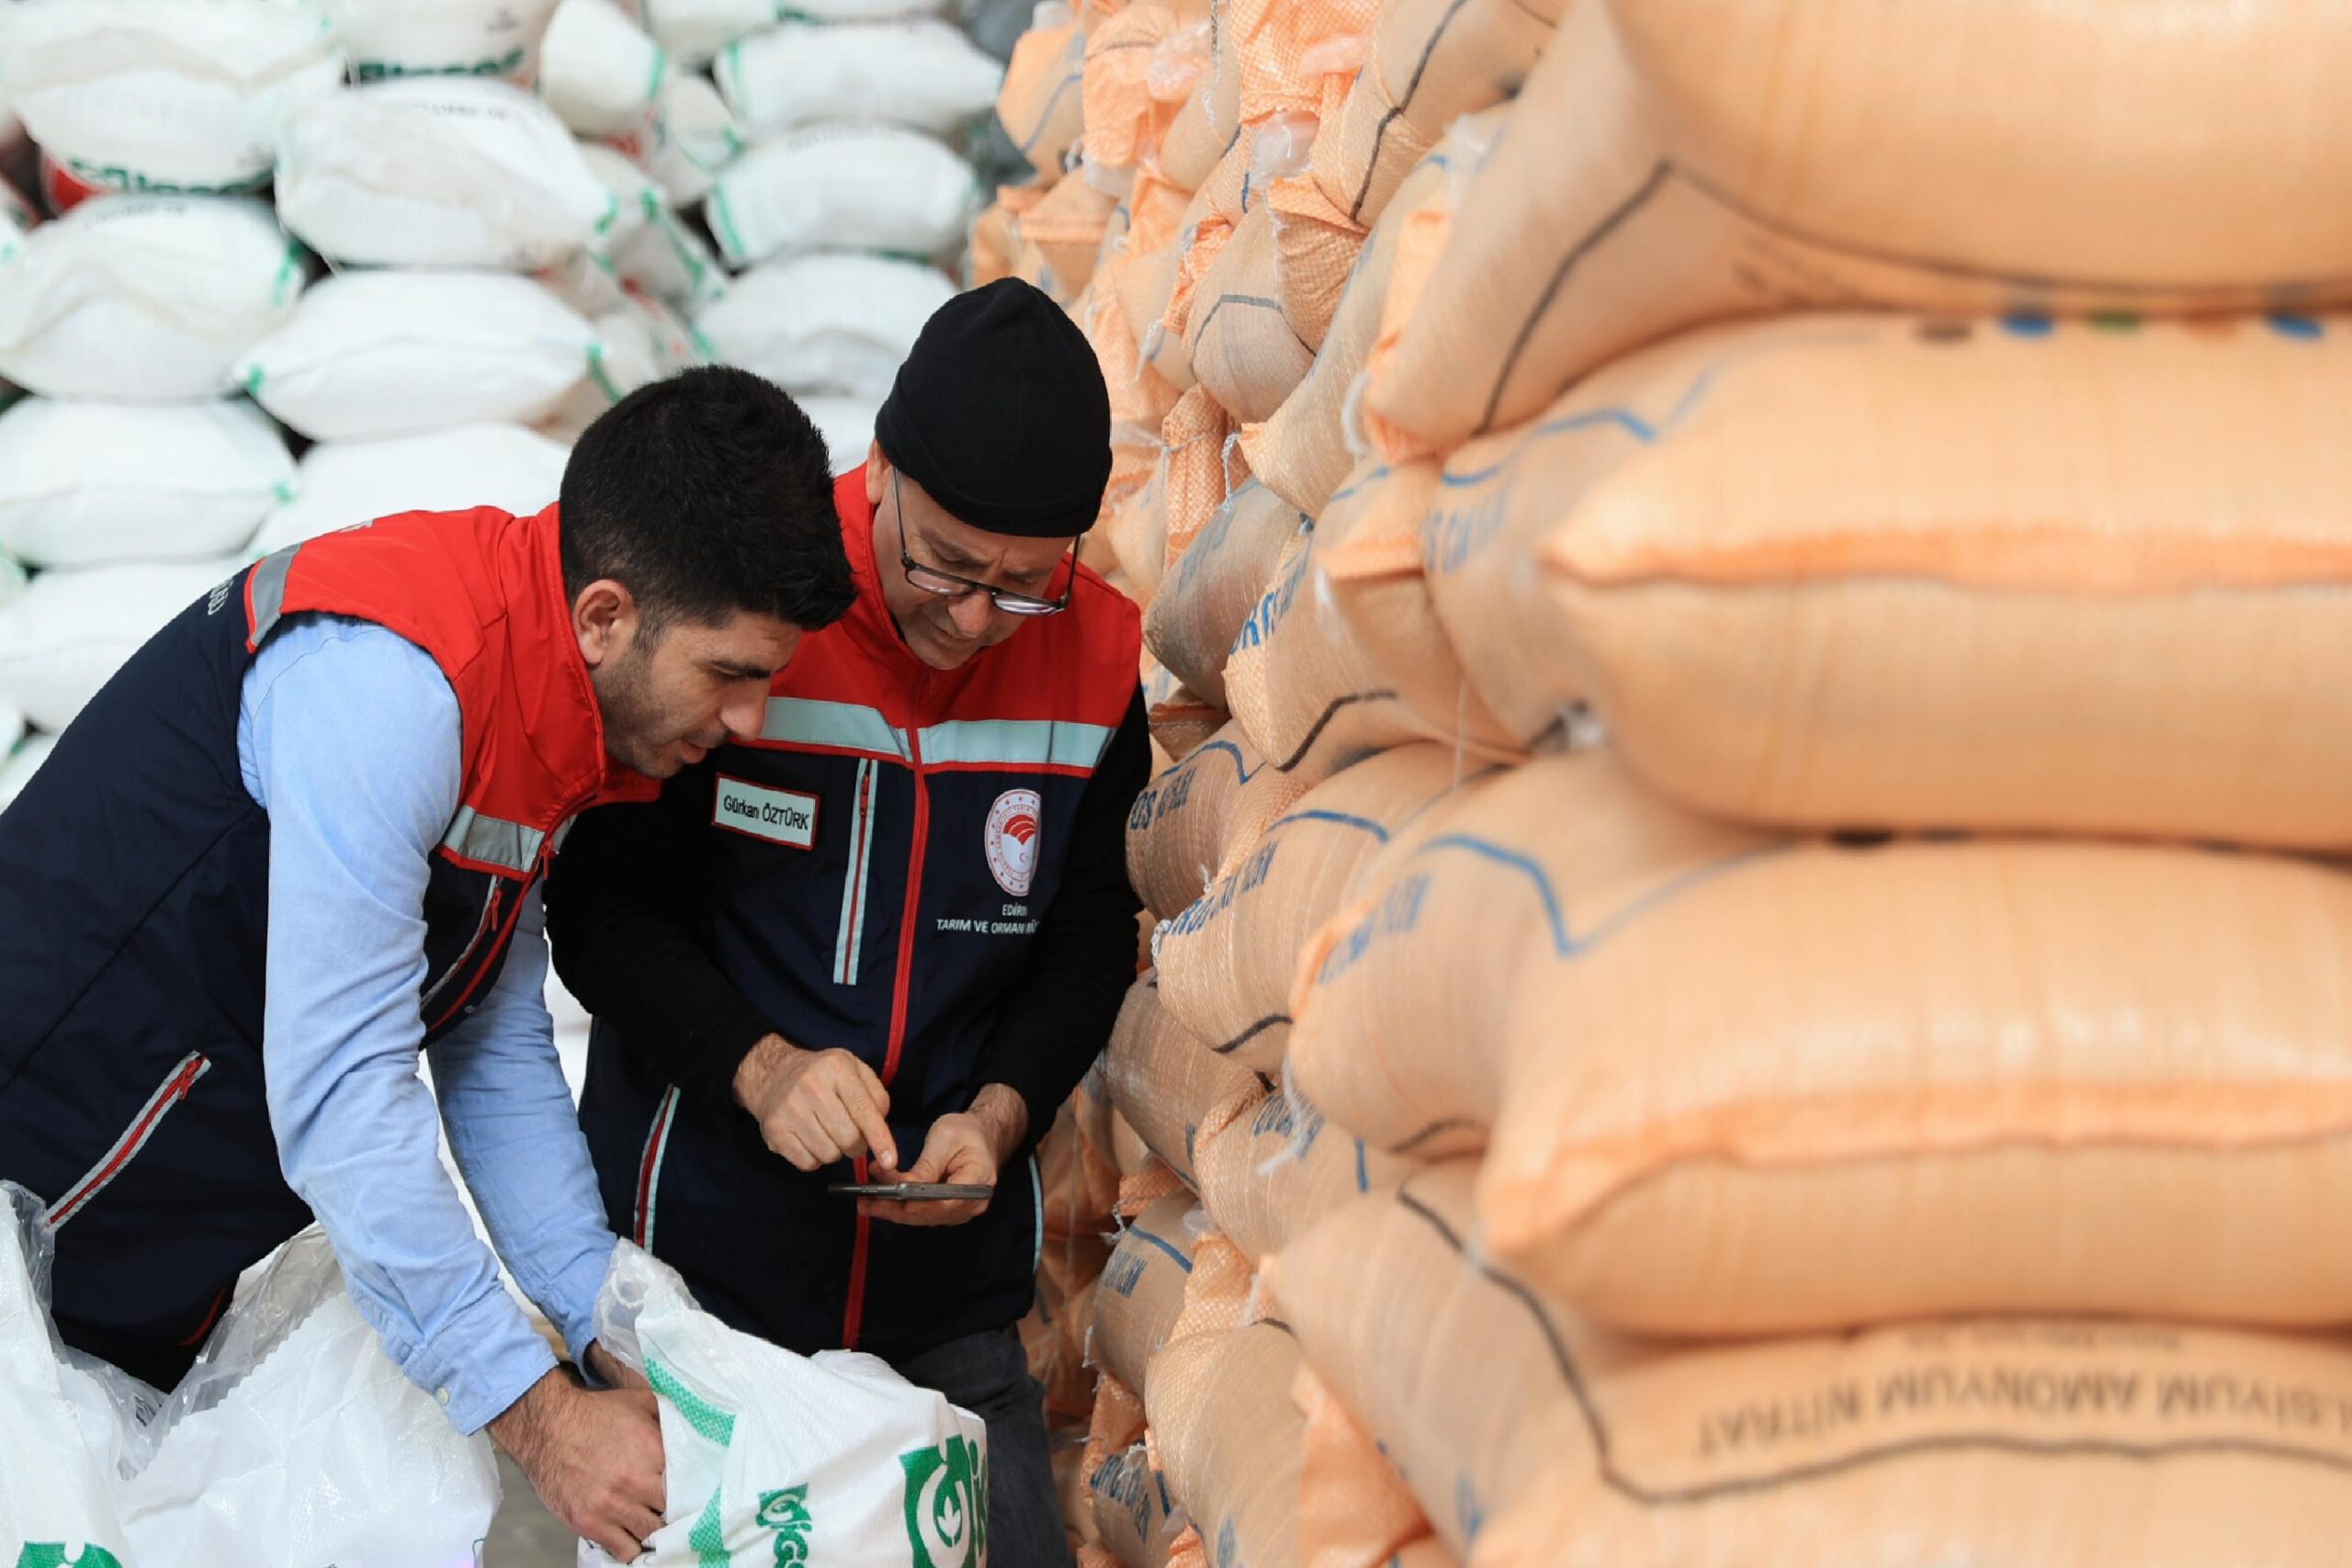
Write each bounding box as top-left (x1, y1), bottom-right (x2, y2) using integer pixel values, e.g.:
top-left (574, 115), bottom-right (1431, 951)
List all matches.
top-left (714, 776), bottom-right (820, 850)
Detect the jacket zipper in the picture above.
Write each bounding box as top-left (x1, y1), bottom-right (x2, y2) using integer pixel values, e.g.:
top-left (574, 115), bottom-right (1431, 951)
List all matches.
top-left (424, 876), bottom-right (514, 1034)
top-left (843, 727), bottom-right (933, 1349)
top-left (46, 1051), bottom-right (212, 1230)
top-left (419, 875), bottom-right (503, 1013)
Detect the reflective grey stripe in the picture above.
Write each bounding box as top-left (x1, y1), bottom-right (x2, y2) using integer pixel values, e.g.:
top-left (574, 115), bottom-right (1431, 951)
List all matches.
top-left (246, 545), bottom-right (300, 644)
top-left (440, 806), bottom-right (546, 873)
top-left (917, 718), bottom-right (1114, 771)
top-left (761, 696), bottom-right (908, 760)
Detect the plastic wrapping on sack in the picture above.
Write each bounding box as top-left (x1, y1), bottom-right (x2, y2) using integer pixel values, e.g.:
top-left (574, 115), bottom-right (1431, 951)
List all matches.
top-left (1124, 718), bottom-right (1311, 922)
top-left (3, 1187), bottom-right (502, 1567)
top-left (238, 269), bottom-right (598, 442)
top-left (1286, 752), bottom-right (1771, 1161)
top-left (1449, 313), bottom-right (2352, 846)
top-left (1099, 976), bottom-right (1261, 1190)
top-left (1225, 457), bottom-right (1522, 777)
top-left (1242, 113), bottom-right (1497, 518)
top-left (695, 253), bottom-right (956, 400)
top-left (1091, 1194), bottom-right (1208, 1394)
top-left (718, 20), bottom-right (1005, 136)
top-left (539, 0), bottom-right (671, 137)
top-left (1154, 745), bottom-right (1489, 1071)
top-left (1366, 0), bottom-right (2352, 458)
top-left (314, 0), bottom-right (563, 82)
top-left (584, 1240), bottom-right (992, 1568)
top-left (708, 126), bottom-right (979, 266)
top-left (277, 78), bottom-right (611, 269)
top-left (0, 0), bottom-right (345, 194)
top-left (1278, 1166), bottom-right (2352, 1568)
top-left (250, 424), bottom-right (570, 559)
top-left (0, 1181), bottom-right (140, 1558)
top-left (0, 195), bottom-right (303, 402)
top-left (1479, 838), bottom-right (2352, 1338)
top-left (609, 197), bottom-right (733, 310)
top-left (0, 556), bottom-right (247, 733)
top-left (1141, 479), bottom-right (1300, 708)
top-left (0, 398), bottom-right (290, 569)
top-left (1307, 0), bottom-right (1560, 233)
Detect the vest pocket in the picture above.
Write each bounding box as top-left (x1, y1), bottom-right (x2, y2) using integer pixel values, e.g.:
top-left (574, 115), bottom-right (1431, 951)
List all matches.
top-left (831, 759), bottom-right (880, 987)
top-left (45, 1050), bottom-right (212, 1230)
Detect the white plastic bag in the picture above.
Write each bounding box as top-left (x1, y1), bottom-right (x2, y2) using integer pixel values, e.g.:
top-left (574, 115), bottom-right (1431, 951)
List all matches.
top-left (707, 127), bottom-right (978, 266)
top-left (249, 423), bottom-right (571, 558)
top-left (238, 269), bottom-right (598, 441)
top-left (0, 699), bottom-right (22, 761)
top-left (0, 0), bottom-right (345, 194)
top-left (0, 195), bottom-right (303, 402)
top-left (540, 0), bottom-right (671, 138)
top-left (117, 1232), bottom-right (503, 1568)
top-left (315, 0), bottom-right (561, 83)
top-left (0, 1183), bottom-right (138, 1561)
top-left (614, 73), bottom-right (744, 207)
top-left (276, 78), bottom-right (612, 269)
top-left (584, 1243), bottom-right (990, 1568)
top-left (0, 398), bottom-right (291, 569)
top-left (0, 558), bottom-right (244, 731)
top-left (694, 252), bottom-right (951, 398)
top-left (581, 140), bottom-right (662, 254)
top-left (715, 21), bottom-right (1002, 137)
top-left (650, 0), bottom-right (946, 64)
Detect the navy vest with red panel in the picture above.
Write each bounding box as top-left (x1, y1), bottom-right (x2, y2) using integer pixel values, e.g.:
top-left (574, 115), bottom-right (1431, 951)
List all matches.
top-left (578, 465), bottom-right (1142, 1360)
top-left (0, 505), bottom-right (649, 1364)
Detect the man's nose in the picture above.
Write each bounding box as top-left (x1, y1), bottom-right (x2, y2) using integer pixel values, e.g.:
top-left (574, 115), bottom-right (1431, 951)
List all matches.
top-left (947, 592), bottom-right (997, 637)
top-left (719, 687), bottom-right (767, 740)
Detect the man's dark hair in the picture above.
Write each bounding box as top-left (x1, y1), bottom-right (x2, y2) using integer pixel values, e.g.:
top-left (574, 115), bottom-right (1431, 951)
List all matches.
top-left (560, 367), bottom-right (856, 635)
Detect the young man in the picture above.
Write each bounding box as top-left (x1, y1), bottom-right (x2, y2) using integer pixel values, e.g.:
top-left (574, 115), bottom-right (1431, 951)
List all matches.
top-left (0, 368), bottom-right (855, 1561)
top-left (547, 280), bottom-right (1149, 1567)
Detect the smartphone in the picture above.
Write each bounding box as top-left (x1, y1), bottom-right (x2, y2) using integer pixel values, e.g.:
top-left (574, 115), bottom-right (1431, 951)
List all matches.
top-left (827, 1182), bottom-right (997, 1201)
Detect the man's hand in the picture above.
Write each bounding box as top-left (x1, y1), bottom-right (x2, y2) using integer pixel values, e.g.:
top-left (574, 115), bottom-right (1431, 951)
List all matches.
top-left (734, 1033), bottom-right (896, 1171)
top-left (584, 1338), bottom-right (650, 1393)
top-left (489, 1365), bottom-right (666, 1561)
top-left (863, 1084), bottom-right (1027, 1227)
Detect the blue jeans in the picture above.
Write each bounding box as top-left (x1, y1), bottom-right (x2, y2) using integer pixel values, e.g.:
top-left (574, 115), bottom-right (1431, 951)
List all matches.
top-left (894, 1326), bottom-right (1077, 1568)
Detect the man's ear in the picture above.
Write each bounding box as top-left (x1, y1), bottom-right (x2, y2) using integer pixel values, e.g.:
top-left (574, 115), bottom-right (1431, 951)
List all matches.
top-left (865, 444), bottom-right (888, 509)
top-left (573, 578), bottom-right (637, 670)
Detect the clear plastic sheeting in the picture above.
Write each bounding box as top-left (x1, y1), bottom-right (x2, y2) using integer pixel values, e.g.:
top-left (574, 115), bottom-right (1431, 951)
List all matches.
top-left (1, 1183), bottom-right (500, 1566)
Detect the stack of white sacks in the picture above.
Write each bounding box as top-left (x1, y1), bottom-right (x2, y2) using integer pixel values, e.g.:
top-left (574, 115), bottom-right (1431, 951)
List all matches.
top-left (0, 0), bottom-right (1002, 820)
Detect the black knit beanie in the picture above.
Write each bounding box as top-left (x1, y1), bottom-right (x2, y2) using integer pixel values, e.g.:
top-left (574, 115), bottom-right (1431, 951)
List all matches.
top-left (872, 277), bottom-right (1114, 537)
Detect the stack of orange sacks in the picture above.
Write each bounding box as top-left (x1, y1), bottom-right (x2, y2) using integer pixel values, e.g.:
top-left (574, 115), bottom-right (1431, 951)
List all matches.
top-left (989, 1), bottom-right (2352, 1563)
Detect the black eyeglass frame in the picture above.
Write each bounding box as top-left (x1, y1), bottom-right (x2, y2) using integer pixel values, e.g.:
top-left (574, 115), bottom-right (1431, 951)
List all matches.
top-left (890, 470), bottom-right (1078, 617)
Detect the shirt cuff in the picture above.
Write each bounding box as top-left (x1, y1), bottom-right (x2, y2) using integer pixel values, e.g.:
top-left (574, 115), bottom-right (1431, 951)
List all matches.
top-left (398, 1283), bottom-right (561, 1436)
top-left (544, 1233), bottom-right (620, 1371)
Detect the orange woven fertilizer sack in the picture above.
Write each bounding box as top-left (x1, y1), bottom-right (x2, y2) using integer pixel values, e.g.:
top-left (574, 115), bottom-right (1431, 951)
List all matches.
top-left (1286, 751), bottom-right (1770, 1157)
top-left (1426, 311), bottom-right (2352, 841)
top-left (1154, 744), bottom-right (1488, 1069)
top-left (1275, 1164), bottom-right (2352, 1568)
top-left (1476, 837), bottom-right (2352, 1337)
top-left (1365, 0), bottom-right (2352, 456)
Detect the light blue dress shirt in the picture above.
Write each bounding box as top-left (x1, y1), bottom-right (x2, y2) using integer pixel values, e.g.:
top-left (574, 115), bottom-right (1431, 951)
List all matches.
top-left (237, 613), bottom-right (617, 1434)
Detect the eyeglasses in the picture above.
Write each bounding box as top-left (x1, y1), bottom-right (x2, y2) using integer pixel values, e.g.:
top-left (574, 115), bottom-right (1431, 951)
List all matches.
top-left (892, 470), bottom-right (1076, 617)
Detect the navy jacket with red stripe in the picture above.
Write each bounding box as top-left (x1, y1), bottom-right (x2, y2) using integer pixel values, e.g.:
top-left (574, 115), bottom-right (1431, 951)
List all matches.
top-left (556, 466), bottom-right (1147, 1359)
top-left (0, 506), bottom-right (650, 1366)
